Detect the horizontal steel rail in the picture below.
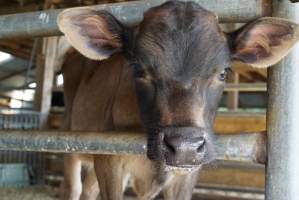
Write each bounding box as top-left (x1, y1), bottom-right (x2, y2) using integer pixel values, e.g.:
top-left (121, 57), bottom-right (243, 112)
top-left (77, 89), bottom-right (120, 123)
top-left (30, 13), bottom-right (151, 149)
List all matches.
top-left (0, 0), bottom-right (271, 39)
top-left (0, 130), bottom-right (266, 164)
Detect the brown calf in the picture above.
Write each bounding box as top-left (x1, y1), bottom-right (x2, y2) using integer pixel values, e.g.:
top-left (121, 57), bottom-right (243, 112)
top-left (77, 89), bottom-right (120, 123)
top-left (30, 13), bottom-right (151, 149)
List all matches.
top-left (58, 1), bottom-right (299, 200)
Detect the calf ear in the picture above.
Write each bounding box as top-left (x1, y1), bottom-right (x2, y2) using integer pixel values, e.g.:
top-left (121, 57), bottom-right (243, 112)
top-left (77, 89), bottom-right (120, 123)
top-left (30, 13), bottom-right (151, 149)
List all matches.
top-left (229, 17), bottom-right (299, 68)
top-left (57, 8), bottom-right (127, 60)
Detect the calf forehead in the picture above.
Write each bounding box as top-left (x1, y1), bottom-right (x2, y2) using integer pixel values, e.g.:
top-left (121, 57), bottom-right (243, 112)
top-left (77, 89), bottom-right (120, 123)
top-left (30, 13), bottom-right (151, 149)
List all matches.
top-left (136, 1), bottom-right (230, 80)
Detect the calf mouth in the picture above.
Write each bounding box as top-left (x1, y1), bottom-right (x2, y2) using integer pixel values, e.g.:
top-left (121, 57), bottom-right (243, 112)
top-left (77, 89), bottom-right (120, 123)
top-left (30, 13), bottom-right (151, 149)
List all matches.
top-left (164, 164), bottom-right (200, 173)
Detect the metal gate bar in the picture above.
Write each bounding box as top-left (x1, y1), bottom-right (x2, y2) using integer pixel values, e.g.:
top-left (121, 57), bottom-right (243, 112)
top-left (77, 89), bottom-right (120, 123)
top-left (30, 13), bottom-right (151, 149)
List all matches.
top-left (0, 130), bottom-right (266, 164)
top-left (2, 0), bottom-right (299, 198)
top-left (0, 113), bottom-right (45, 184)
top-left (0, 0), bottom-right (271, 39)
top-left (266, 1), bottom-right (299, 200)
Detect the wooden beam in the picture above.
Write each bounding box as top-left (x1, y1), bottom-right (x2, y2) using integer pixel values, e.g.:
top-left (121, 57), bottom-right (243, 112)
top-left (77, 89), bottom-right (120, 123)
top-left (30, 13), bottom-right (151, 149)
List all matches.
top-left (198, 163), bottom-right (264, 191)
top-left (215, 112), bottom-right (266, 134)
top-left (0, 4), bottom-right (39, 15)
top-left (255, 68), bottom-right (268, 79)
top-left (49, 112), bottom-right (266, 134)
top-left (34, 37), bottom-right (58, 128)
top-left (0, 45), bottom-right (30, 60)
top-left (0, 39), bottom-right (33, 59)
top-left (232, 62), bottom-right (267, 82)
top-left (227, 72), bottom-right (239, 110)
top-left (224, 83), bottom-right (267, 92)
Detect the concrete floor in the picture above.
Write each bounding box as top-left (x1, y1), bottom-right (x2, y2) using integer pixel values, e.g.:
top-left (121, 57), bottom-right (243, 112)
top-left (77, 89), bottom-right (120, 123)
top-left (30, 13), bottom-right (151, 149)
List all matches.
top-left (0, 186), bottom-right (264, 200)
top-left (0, 186), bottom-right (59, 200)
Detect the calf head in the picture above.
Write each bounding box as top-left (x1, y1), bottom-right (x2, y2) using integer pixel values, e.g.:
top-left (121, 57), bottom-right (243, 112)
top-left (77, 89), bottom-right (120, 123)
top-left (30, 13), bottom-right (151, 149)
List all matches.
top-left (58, 1), bottom-right (299, 170)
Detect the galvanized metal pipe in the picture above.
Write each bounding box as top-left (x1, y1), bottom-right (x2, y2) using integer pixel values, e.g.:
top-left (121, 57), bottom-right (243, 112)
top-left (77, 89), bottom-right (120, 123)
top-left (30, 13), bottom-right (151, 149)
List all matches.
top-left (0, 130), bottom-right (266, 164)
top-left (0, 0), bottom-right (271, 39)
top-left (217, 133), bottom-right (266, 164)
top-left (266, 1), bottom-right (299, 200)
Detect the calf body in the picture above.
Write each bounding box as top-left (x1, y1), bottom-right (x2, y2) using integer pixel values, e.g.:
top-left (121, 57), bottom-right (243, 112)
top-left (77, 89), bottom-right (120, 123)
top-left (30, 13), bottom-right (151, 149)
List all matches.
top-left (58, 1), bottom-right (299, 200)
top-left (62, 52), bottom-right (198, 200)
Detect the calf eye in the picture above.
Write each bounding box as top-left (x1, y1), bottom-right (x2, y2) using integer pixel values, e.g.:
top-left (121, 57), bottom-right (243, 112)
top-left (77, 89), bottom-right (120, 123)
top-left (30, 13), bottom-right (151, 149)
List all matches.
top-left (130, 63), bottom-right (146, 79)
top-left (218, 68), bottom-right (229, 82)
top-left (134, 68), bottom-right (146, 79)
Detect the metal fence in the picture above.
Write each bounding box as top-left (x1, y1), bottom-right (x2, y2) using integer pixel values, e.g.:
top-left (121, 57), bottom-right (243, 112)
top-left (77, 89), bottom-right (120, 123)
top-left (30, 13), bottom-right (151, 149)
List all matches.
top-left (0, 113), bottom-right (40, 130)
top-left (0, 0), bottom-right (298, 200)
top-left (0, 112), bottom-right (45, 184)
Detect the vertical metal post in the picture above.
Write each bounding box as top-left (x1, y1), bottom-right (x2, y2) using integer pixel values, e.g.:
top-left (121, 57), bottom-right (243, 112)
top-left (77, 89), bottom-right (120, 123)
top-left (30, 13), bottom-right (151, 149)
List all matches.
top-left (266, 1), bottom-right (299, 200)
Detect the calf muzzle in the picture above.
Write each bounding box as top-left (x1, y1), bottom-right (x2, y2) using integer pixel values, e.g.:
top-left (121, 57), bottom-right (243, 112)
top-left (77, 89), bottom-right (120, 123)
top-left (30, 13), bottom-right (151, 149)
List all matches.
top-left (162, 126), bottom-right (210, 167)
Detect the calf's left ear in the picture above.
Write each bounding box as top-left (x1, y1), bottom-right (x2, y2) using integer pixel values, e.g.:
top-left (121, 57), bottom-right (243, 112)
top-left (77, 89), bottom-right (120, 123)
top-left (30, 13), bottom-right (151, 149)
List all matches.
top-left (57, 8), bottom-right (128, 60)
top-left (228, 17), bottom-right (299, 68)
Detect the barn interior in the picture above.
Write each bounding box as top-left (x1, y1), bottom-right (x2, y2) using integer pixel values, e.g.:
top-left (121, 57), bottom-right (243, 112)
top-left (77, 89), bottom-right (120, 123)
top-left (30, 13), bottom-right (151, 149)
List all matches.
top-left (0, 0), bottom-right (271, 200)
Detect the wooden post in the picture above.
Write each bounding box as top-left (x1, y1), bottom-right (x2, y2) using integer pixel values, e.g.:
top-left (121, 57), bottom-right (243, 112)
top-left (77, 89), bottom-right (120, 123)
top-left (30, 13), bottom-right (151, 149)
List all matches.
top-left (227, 72), bottom-right (239, 110)
top-left (34, 37), bottom-right (59, 129)
top-left (224, 23), bottom-right (239, 111)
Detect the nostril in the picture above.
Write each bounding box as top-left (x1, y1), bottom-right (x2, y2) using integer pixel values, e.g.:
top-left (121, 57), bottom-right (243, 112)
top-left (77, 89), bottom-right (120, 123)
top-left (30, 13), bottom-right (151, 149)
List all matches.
top-left (196, 136), bottom-right (205, 153)
top-left (163, 137), bottom-right (176, 153)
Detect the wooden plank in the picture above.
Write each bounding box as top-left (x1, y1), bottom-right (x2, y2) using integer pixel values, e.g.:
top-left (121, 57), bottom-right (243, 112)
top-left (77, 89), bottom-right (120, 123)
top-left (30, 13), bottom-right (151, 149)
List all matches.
top-left (0, 4), bottom-right (39, 15)
top-left (215, 113), bottom-right (266, 134)
top-left (232, 62), bottom-right (267, 82)
top-left (227, 72), bottom-right (239, 110)
top-left (0, 44), bottom-right (31, 60)
top-left (0, 39), bottom-right (34, 59)
top-left (34, 37), bottom-right (58, 128)
top-left (49, 112), bottom-right (266, 134)
top-left (224, 83), bottom-right (267, 92)
top-left (255, 68), bottom-right (268, 79)
top-left (199, 163), bottom-right (265, 189)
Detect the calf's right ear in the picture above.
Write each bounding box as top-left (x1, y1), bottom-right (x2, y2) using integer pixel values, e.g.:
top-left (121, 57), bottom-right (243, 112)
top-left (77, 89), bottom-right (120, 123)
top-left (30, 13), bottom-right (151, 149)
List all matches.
top-left (228, 17), bottom-right (299, 68)
top-left (57, 8), bottom-right (128, 60)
